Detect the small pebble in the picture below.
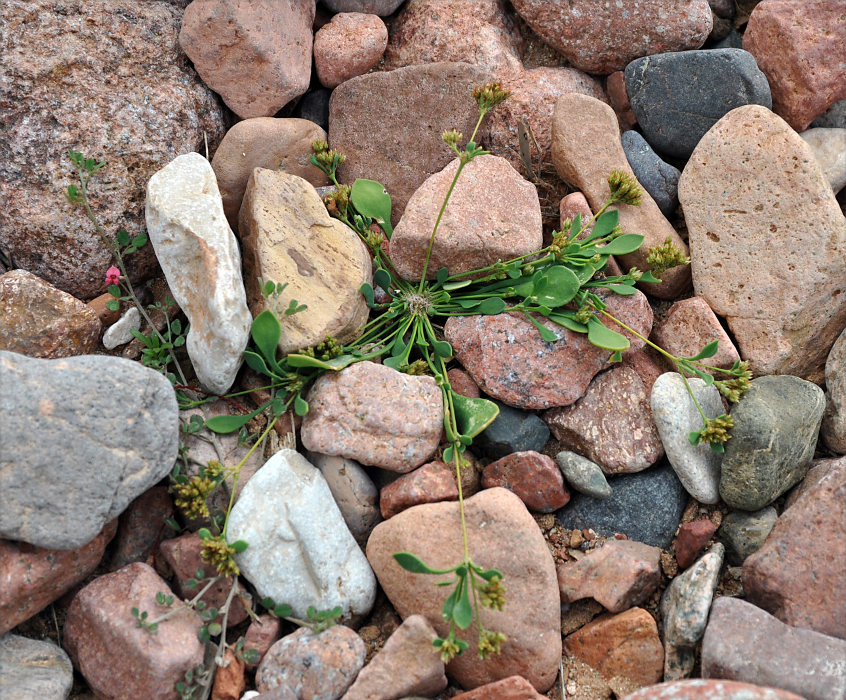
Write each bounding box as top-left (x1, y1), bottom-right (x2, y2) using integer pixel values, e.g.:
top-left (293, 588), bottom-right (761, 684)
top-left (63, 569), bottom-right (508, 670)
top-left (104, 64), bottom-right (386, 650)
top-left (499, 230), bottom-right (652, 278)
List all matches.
top-left (556, 450), bottom-right (613, 499)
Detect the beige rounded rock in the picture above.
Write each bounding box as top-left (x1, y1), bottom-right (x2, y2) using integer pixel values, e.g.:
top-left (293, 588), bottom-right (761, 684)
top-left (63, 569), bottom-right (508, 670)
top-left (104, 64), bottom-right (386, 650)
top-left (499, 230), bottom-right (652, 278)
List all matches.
top-left (314, 12), bottom-right (387, 89)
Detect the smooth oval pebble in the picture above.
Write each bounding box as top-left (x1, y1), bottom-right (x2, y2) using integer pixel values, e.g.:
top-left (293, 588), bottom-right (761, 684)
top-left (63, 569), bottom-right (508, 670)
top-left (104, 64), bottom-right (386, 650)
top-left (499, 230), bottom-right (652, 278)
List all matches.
top-left (555, 450), bottom-right (612, 499)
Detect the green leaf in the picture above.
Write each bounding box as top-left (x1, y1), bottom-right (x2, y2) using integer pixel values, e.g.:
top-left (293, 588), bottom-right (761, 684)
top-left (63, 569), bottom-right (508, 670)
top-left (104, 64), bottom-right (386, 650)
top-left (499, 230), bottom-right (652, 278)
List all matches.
top-left (274, 604), bottom-right (292, 618)
top-left (351, 179), bottom-right (393, 237)
top-left (286, 353), bottom-right (356, 371)
top-left (132, 233), bottom-right (148, 248)
top-left (475, 567), bottom-right (504, 582)
top-left (453, 580), bottom-right (473, 629)
top-left (442, 585), bottom-right (459, 622)
top-left (197, 528), bottom-right (212, 541)
top-left (587, 317), bottom-right (630, 351)
top-left (285, 299), bottom-right (307, 315)
top-left (533, 265), bottom-right (580, 307)
top-left (547, 312), bottom-right (588, 334)
top-left (686, 340), bottom-right (719, 361)
top-left (609, 350), bottom-right (623, 363)
top-left (207, 622), bottom-right (222, 636)
top-left (106, 299), bottom-right (120, 311)
top-left (230, 540), bottom-right (248, 553)
top-left (710, 442), bottom-right (725, 454)
top-left (451, 392), bottom-right (499, 439)
top-left (605, 283), bottom-right (637, 295)
top-left (433, 340), bottom-right (453, 358)
top-left (251, 310), bottom-right (282, 371)
top-left (205, 402), bottom-right (269, 434)
top-left (443, 279), bottom-right (471, 291)
top-left (476, 297), bottom-right (507, 314)
top-left (581, 209), bottom-right (619, 243)
top-left (243, 349), bottom-right (273, 377)
top-left (393, 552), bottom-right (454, 575)
top-left (442, 445), bottom-right (454, 463)
top-left (373, 268), bottom-right (392, 293)
top-left (294, 394), bottom-right (309, 416)
top-left (598, 233), bottom-right (644, 256)
top-left (456, 299), bottom-right (482, 309)
top-left (436, 267), bottom-right (449, 285)
top-left (638, 270), bottom-right (662, 284)
top-left (171, 319), bottom-right (182, 335)
top-left (524, 313), bottom-right (559, 342)
top-left (359, 282), bottom-right (375, 307)
top-left (108, 284), bottom-right (122, 298)
top-left (573, 263), bottom-right (597, 285)
top-left (116, 229), bottom-right (130, 246)
top-left (198, 627), bottom-right (211, 644)
top-left (688, 431), bottom-right (701, 446)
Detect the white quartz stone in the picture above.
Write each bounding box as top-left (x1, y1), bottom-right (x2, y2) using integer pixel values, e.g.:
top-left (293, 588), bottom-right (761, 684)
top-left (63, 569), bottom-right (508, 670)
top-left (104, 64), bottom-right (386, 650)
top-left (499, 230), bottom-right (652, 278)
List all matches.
top-left (102, 306), bottom-right (141, 350)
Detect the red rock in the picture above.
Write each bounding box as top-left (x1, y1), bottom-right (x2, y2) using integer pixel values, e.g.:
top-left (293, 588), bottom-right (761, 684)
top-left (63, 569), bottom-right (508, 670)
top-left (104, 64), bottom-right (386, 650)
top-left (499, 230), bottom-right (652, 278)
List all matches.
top-left (606, 72), bottom-right (637, 129)
top-left (380, 460), bottom-right (459, 519)
top-left (743, 0), bottom-right (846, 132)
top-left (623, 348), bottom-right (665, 396)
top-left (64, 562), bottom-right (205, 700)
top-left (314, 12), bottom-right (387, 89)
top-left (481, 451), bottom-right (569, 513)
top-left (86, 292), bottom-right (122, 328)
top-left (621, 679), bottom-right (805, 700)
top-left (742, 457), bottom-right (846, 639)
top-left (563, 607), bottom-right (664, 689)
top-left (544, 364), bottom-right (664, 474)
top-left (179, 0), bottom-right (314, 119)
top-left (211, 648), bottom-right (245, 700)
top-left (243, 614), bottom-right (281, 669)
top-left (556, 539), bottom-right (662, 613)
top-left (652, 297), bottom-right (741, 371)
top-left (675, 520), bottom-right (717, 569)
top-left (109, 487), bottom-right (174, 570)
top-left (0, 270), bottom-right (101, 358)
top-left (452, 675), bottom-right (546, 700)
top-left (0, 521), bottom-right (116, 635)
top-left (448, 368), bottom-right (480, 398)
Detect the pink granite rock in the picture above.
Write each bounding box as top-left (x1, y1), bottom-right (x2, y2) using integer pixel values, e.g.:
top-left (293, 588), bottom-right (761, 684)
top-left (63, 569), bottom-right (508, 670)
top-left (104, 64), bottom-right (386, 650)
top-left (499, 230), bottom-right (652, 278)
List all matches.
top-left (452, 675), bottom-right (546, 700)
top-left (0, 521), bottom-right (116, 635)
top-left (556, 539), bottom-right (662, 613)
top-left (301, 361), bottom-right (443, 472)
top-left (243, 614), bottom-right (281, 670)
top-left (314, 12), bottom-right (387, 89)
top-left (678, 105), bottom-right (846, 383)
top-left (64, 563), bottom-right (205, 700)
top-left (0, 270), bottom-right (101, 358)
top-left (179, 0), bottom-right (314, 119)
top-left (445, 290), bottom-right (653, 410)
top-left (821, 328), bottom-right (846, 454)
top-left (366, 488), bottom-right (561, 692)
top-left (544, 364), bottom-right (664, 474)
top-left (448, 367), bottom-right (481, 398)
top-left (383, 0), bottom-right (523, 76)
top-left (510, 0), bottom-right (712, 74)
top-left (621, 680), bottom-right (805, 700)
top-left (743, 0), bottom-right (846, 132)
top-left (607, 71), bottom-right (638, 129)
top-left (551, 94), bottom-right (691, 299)
top-left (389, 155), bottom-right (542, 281)
top-left (675, 520), bottom-right (717, 569)
top-left (379, 460), bottom-right (478, 519)
top-left (481, 451), bottom-right (570, 513)
top-left (559, 193), bottom-right (624, 276)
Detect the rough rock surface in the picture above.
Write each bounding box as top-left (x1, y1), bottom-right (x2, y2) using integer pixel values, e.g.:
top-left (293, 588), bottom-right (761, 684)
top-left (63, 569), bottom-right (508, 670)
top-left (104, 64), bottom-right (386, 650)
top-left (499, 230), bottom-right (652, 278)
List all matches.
top-left (238, 169), bottom-right (371, 353)
top-left (102, 306), bottom-right (141, 350)
top-left (0, 0), bottom-right (226, 300)
top-left (675, 520), bottom-right (717, 569)
top-left (678, 105), bottom-right (846, 382)
top-left (109, 487), bottom-right (175, 570)
top-left (481, 451), bottom-right (569, 513)
top-left (145, 152), bottom-right (251, 394)
top-left (821, 328), bottom-right (846, 454)
top-left (379, 459), bottom-right (479, 520)
top-left (0, 351), bottom-right (178, 549)
top-left (367, 488), bottom-right (561, 692)
top-left (621, 680), bottom-right (804, 700)
top-left (451, 675), bottom-right (546, 700)
top-left (800, 127), bottom-right (846, 194)
top-left (475, 402), bottom-right (549, 458)
top-left (717, 507), bottom-right (778, 566)
top-left (0, 633), bottom-right (74, 700)
top-left (314, 12), bottom-right (387, 89)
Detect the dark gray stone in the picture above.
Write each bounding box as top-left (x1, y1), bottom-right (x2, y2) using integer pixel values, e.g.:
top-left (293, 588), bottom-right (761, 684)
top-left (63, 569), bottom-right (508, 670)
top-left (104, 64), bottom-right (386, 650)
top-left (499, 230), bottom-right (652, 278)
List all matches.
top-left (297, 88), bottom-right (331, 132)
top-left (811, 99), bottom-right (846, 129)
top-left (556, 460), bottom-right (687, 549)
top-left (717, 507), bottom-right (778, 565)
top-left (0, 350), bottom-right (179, 550)
top-left (720, 376), bottom-right (825, 511)
top-left (0, 633), bottom-right (73, 699)
top-left (476, 400), bottom-right (550, 459)
top-left (322, 0), bottom-right (405, 16)
top-left (624, 49), bottom-right (771, 159)
top-left (622, 130), bottom-right (681, 218)
top-left (712, 29), bottom-right (743, 50)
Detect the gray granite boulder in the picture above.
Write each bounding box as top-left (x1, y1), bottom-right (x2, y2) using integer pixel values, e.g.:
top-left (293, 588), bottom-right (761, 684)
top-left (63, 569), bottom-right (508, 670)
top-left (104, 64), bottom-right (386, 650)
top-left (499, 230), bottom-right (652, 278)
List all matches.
top-left (0, 633), bottom-right (73, 700)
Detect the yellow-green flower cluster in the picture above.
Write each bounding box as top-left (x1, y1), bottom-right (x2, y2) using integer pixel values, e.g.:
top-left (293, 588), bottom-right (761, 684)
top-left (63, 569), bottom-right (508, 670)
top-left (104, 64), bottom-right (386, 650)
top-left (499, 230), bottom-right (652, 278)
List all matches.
top-left (201, 535), bottom-right (240, 577)
top-left (473, 82), bottom-right (509, 114)
top-left (172, 461), bottom-right (223, 520)
top-left (479, 575), bottom-right (506, 611)
top-left (698, 414), bottom-right (735, 444)
top-left (715, 362), bottom-right (752, 403)
top-left (477, 629), bottom-right (507, 659)
top-left (607, 170), bottom-right (642, 206)
top-left (646, 236), bottom-right (691, 277)
top-left (437, 636), bottom-right (463, 664)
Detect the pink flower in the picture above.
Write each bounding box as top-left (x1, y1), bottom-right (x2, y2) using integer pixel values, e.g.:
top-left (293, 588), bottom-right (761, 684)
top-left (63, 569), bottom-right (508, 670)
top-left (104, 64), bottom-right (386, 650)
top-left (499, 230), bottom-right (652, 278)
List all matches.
top-left (105, 266), bottom-right (121, 286)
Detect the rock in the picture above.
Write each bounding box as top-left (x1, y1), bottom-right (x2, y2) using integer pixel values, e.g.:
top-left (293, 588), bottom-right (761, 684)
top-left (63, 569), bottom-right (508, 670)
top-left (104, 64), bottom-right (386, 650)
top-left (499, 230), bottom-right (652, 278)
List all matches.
top-left (650, 297), bottom-right (741, 372)
top-left (742, 457), bottom-right (846, 639)
top-left (389, 155), bottom-right (542, 281)
top-left (179, 0), bottom-right (314, 118)
top-left (323, 0), bottom-right (404, 15)
top-left (238, 168), bottom-right (371, 354)
top-left (812, 99), bottom-right (846, 129)
top-left (64, 563), bottom-right (205, 700)
top-left (717, 507), bottom-right (777, 566)
top-left (475, 402), bottom-right (549, 459)
top-left (606, 71), bottom-right (637, 130)
top-left (366, 488), bottom-right (561, 692)
top-left (624, 49), bottom-right (771, 160)
top-left (296, 88), bottom-right (332, 132)
top-left (86, 292), bottom-right (123, 328)
top-left (383, 0), bottom-right (523, 76)
top-left (661, 543), bottom-right (724, 680)
top-left (559, 192), bottom-right (595, 231)
top-left (720, 376), bottom-right (825, 511)
top-left (557, 539), bottom-right (662, 613)
top-left (227, 449), bottom-right (377, 623)
top-left (331, 63), bottom-right (493, 225)
top-left (551, 93), bottom-right (691, 299)
top-left (380, 459), bottom-right (479, 520)
top-left (800, 127), bottom-right (846, 194)
top-left (257, 626), bottom-right (366, 698)
top-left (306, 453), bottom-right (382, 547)
top-left (145, 152), bottom-right (251, 394)
top-left (509, 0), bottom-right (711, 75)
top-left (621, 679), bottom-right (805, 700)
top-left (544, 364), bottom-right (664, 475)
top-left (742, 0), bottom-right (846, 132)
top-left (563, 608), bottom-right (664, 689)
top-left (212, 648), bottom-right (245, 700)
top-left (678, 105), bottom-right (846, 382)
top-left (621, 131), bottom-right (681, 218)
top-left (0, 521), bottom-right (116, 635)
top-left (555, 451), bottom-right (612, 499)
top-left (102, 306), bottom-right (141, 350)
top-left (110, 487), bottom-right (175, 570)
top-left (649, 372), bottom-right (725, 504)
top-left (448, 367), bottom-right (481, 398)
top-left (482, 451), bottom-right (569, 513)
top-left (0, 633), bottom-right (73, 700)
top-left (342, 615), bottom-right (447, 700)
top-left (211, 118), bottom-right (329, 230)
top-left (822, 328), bottom-right (846, 453)
top-left (243, 615), bottom-right (281, 670)
top-left (451, 675), bottom-right (546, 700)
top-left (445, 291), bottom-right (652, 410)
top-left (674, 520), bottom-right (717, 569)
top-left (301, 361), bottom-right (442, 472)
top-left (702, 596), bottom-right (846, 700)
top-left (0, 351), bottom-right (178, 549)
top-left (557, 461), bottom-right (687, 549)
top-left (0, 270), bottom-right (101, 358)
top-left (314, 12), bottom-right (387, 89)
top-left (0, 0), bottom-right (225, 300)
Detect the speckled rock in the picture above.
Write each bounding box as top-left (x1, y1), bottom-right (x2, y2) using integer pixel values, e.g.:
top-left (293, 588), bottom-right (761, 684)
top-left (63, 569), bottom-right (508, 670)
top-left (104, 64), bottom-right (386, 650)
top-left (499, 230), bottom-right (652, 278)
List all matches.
top-left (0, 634), bottom-right (73, 700)
top-left (720, 376), bottom-right (826, 511)
top-left (482, 451), bottom-right (569, 513)
top-left (445, 291), bottom-right (652, 410)
top-left (606, 71), bottom-right (638, 129)
top-left (323, 0), bottom-right (404, 15)
top-left (179, 0), bottom-right (314, 118)
top-left (451, 676), bottom-right (546, 700)
top-left (475, 402), bottom-right (549, 459)
top-left (821, 328), bottom-right (846, 454)
top-left (800, 127), bottom-right (846, 194)
top-left (742, 0), bottom-right (846, 132)
top-left (510, 0), bottom-right (711, 75)
top-left (448, 367), bottom-right (481, 398)
top-left (256, 625), bottom-right (365, 698)
top-left (621, 131), bottom-right (680, 218)
top-left (621, 679), bottom-right (804, 700)
top-left (678, 105), bottom-right (846, 382)
top-left (0, 269), bottom-right (101, 358)
top-left (301, 361), bottom-right (442, 472)
top-left (314, 12), bottom-right (387, 89)
top-left (675, 520), bottom-right (717, 569)
top-left (555, 451), bottom-right (612, 499)
top-left (380, 460), bottom-right (464, 519)
top-left (557, 539), bottom-right (662, 613)
top-left (243, 615), bottom-right (281, 670)
top-left (812, 99), bottom-right (846, 129)
top-left (545, 364), bottom-right (664, 475)
top-left (717, 507), bottom-right (777, 566)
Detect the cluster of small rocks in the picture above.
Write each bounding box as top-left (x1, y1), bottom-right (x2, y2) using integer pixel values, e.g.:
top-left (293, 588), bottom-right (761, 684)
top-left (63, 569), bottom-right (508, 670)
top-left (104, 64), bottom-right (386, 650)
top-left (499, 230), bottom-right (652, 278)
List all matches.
top-left (1, 0), bottom-right (844, 699)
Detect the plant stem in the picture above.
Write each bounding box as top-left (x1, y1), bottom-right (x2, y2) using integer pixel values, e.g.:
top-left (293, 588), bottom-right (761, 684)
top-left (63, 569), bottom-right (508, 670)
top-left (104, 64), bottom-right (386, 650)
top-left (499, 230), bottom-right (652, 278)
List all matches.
top-left (147, 577), bottom-right (221, 626)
